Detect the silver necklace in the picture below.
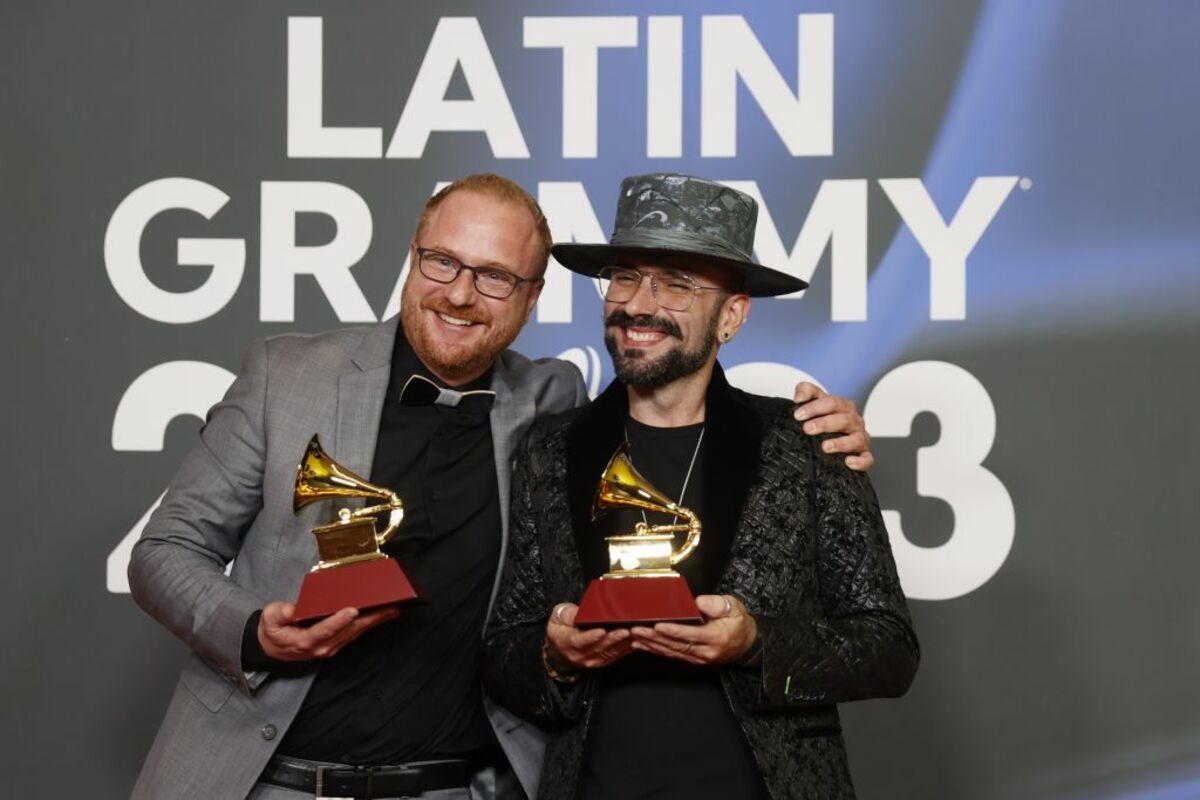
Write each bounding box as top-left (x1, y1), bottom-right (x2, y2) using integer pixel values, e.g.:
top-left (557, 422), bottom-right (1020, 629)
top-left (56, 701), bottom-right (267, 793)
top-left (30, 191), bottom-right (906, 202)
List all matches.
top-left (627, 425), bottom-right (706, 526)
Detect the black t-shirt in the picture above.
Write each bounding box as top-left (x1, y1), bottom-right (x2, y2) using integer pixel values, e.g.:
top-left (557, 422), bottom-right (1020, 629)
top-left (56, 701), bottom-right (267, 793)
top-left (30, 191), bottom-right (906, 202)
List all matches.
top-left (276, 326), bottom-right (502, 765)
top-left (580, 418), bottom-right (768, 799)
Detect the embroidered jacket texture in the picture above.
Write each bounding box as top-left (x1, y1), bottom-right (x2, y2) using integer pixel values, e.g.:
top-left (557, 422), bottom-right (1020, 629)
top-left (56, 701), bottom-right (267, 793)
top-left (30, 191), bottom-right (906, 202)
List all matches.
top-left (482, 366), bottom-right (919, 799)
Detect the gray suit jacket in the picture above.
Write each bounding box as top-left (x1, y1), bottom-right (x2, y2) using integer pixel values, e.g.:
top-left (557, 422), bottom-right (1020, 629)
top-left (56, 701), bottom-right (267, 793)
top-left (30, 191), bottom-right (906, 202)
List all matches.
top-left (128, 317), bottom-right (587, 800)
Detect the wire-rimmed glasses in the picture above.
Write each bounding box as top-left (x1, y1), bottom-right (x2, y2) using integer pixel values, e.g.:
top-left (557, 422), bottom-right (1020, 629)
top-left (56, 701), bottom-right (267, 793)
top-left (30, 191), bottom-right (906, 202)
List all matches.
top-left (597, 266), bottom-right (726, 311)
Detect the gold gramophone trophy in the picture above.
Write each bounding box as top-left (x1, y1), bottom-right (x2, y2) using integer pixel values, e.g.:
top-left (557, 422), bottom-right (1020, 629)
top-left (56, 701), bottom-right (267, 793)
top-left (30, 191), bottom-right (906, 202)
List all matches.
top-left (289, 435), bottom-right (420, 622)
top-left (574, 443), bottom-right (704, 628)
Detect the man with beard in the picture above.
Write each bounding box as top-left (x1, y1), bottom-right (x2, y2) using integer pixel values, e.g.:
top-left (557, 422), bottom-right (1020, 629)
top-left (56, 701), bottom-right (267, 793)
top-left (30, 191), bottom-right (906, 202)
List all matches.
top-left (128, 173), bottom-right (874, 800)
top-left (482, 174), bottom-right (919, 799)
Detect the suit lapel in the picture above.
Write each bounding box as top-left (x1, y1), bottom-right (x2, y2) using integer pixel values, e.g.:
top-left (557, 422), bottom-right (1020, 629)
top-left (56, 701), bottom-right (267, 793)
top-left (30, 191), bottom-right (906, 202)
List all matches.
top-left (565, 380), bottom-right (630, 580)
top-left (701, 364), bottom-right (762, 579)
top-left (334, 318), bottom-right (397, 478)
top-left (489, 351), bottom-right (534, 540)
top-left (485, 350), bottom-right (537, 621)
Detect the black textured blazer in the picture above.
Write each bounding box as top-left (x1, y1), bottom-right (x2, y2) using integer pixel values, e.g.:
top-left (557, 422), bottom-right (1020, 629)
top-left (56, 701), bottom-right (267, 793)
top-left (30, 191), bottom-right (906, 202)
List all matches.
top-left (482, 364), bottom-right (920, 800)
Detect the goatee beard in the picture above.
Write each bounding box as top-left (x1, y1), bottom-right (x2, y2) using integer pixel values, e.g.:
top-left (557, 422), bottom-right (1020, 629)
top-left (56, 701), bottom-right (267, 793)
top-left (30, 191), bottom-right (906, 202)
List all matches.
top-left (401, 297), bottom-right (500, 384)
top-left (604, 307), bottom-right (721, 388)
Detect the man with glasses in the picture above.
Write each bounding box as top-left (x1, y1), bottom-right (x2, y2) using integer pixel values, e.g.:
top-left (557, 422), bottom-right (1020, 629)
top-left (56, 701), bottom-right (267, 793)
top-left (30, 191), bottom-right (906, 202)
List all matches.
top-left (128, 173), bottom-right (874, 800)
top-left (483, 173), bottom-right (918, 799)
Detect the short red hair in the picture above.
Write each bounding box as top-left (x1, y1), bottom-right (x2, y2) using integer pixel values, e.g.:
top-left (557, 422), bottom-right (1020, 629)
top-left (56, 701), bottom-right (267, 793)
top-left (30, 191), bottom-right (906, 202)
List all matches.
top-left (415, 173), bottom-right (552, 276)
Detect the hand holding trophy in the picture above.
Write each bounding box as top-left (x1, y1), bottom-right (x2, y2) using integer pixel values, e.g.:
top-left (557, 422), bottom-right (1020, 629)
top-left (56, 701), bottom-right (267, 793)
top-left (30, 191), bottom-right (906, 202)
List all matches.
top-left (290, 435), bottom-right (420, 622)
top-left (574, 443), bottom-right (705, 628)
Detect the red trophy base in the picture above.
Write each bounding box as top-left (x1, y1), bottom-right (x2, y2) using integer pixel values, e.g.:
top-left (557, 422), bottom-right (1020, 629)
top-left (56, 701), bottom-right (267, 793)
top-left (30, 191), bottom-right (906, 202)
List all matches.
top-left (292, 557), bottom-right (419, 623)
top-left (574, 574), bottom-right (703, 628)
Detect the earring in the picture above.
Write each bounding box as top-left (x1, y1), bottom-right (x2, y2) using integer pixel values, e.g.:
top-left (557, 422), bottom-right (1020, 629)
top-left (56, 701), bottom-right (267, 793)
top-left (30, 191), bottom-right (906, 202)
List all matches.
top-left (721, 330), bottom-right (731, 341)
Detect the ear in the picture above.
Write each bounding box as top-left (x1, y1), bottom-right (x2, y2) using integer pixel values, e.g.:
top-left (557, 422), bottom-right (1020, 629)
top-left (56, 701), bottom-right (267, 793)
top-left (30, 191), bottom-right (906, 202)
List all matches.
top-left (397, 243), bottom-right (419, 313)
top-left (400, 242), bottom-right (421, 292)
top-left (406, 242), bottom-right (421, 280)
top-left (521, 279), bottom-right (545, 323)
top-left (718, 293), bottom-right (751, 342)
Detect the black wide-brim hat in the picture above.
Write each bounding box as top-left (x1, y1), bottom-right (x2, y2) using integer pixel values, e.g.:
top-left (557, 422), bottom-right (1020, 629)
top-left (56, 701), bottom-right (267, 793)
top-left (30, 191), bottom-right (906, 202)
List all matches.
top-left (551, 173), bottom-right (807, 297)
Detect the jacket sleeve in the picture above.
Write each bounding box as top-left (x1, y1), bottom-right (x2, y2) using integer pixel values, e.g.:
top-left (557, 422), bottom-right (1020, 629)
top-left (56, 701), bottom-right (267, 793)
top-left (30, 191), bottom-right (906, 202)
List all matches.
top-left (127, 339), bottom-right (273, 694)
top-left (748, 431), bottom-right (920, 708)
top-left (482, 426), bottom-right (591, 729)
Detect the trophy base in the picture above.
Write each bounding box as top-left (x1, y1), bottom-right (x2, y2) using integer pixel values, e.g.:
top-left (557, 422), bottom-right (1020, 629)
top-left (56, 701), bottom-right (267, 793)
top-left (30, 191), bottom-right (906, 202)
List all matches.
top-left (292, 556), bottom-right (420, 623)
top-left (574, 574), bottom-right (703, 628)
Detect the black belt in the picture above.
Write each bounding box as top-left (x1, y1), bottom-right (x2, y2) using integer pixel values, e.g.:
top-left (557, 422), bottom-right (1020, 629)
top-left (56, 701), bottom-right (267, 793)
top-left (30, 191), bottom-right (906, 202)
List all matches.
top-left (261, 754), bottom-right (474, 798)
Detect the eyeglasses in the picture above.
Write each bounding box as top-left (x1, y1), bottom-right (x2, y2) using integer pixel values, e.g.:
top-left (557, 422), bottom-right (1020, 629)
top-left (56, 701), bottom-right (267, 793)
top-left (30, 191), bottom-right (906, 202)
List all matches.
top-left (597, 266), bottom-right (726, 312)
top-left (415, 247), bottom-right (542, 300)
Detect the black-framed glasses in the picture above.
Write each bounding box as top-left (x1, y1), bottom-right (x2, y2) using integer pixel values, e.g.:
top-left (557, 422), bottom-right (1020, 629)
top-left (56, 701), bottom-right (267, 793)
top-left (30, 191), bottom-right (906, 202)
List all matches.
top-left (597, 266), bottom-right (726, 312)
top-left (415, 247), bottom-right (542, 300)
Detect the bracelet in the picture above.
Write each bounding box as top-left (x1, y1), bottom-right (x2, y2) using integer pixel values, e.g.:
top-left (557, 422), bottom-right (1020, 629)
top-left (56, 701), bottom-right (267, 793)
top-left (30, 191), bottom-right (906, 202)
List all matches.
top-left (542, 640), bottom-right (581, 684)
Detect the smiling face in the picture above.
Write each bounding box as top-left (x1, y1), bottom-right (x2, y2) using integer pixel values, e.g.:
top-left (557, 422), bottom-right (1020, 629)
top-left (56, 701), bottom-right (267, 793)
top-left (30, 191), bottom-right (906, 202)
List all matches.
top-left (400, 189), bottom-right (544, 385)
top-left (603, 258), bottom-right (749, 388)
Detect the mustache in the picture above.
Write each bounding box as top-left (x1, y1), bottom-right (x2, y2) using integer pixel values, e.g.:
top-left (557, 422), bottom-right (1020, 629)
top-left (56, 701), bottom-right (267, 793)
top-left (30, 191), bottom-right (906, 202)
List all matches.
top-left (604, 310), bottom-right (683, 340)
top-left (424, 299), bottom-right (486, 325)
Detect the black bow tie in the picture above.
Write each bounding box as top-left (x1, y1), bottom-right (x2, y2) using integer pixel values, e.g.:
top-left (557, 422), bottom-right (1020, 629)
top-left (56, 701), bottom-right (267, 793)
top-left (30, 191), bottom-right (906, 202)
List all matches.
top-left (398, 374), bottom-right (496, 410)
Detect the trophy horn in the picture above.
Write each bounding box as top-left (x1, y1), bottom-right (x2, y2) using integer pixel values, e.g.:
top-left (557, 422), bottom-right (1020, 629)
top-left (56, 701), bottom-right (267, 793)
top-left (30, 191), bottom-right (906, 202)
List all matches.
top-left (294, 435), bottom-right (405, 546)
top-left (593, 443), bottom-right (701, 566)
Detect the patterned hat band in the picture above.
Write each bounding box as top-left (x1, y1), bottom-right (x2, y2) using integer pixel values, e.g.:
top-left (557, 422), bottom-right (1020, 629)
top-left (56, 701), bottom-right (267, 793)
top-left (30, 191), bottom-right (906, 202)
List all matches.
top-left (609, 227), bottom-right (754, 265)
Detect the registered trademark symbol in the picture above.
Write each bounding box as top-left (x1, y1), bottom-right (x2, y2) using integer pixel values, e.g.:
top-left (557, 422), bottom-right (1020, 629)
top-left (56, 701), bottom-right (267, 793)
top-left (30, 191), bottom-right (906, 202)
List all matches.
top-left (1019, 177), bottom-right (1033, 190)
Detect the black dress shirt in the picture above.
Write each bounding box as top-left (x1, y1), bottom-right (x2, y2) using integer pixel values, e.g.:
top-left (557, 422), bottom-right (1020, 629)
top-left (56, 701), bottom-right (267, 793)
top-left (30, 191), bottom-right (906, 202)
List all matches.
top-left (259, 325), bottom-right (503, 765)
top-left (580, 418), bottom-right (768, 799)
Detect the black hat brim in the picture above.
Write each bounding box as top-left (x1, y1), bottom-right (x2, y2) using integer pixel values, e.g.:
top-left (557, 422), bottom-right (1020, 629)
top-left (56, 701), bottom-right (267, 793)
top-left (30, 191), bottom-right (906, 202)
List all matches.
top-left (551, 243), bottom-right (808, 297)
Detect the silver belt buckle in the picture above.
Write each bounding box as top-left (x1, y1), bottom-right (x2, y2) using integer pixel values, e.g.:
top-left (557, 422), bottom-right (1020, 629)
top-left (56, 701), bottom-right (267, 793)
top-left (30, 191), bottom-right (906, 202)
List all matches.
top-left (314, 764), bottom-right (352, 800)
